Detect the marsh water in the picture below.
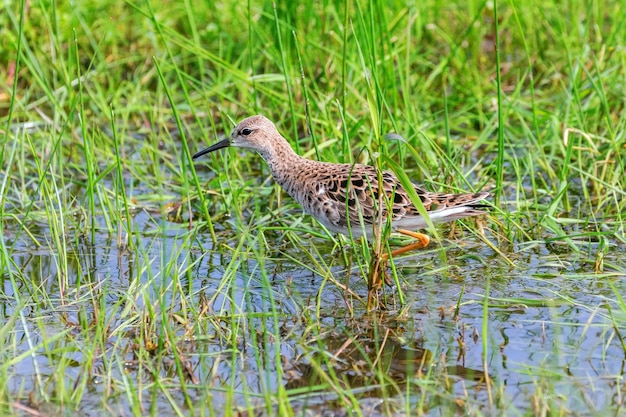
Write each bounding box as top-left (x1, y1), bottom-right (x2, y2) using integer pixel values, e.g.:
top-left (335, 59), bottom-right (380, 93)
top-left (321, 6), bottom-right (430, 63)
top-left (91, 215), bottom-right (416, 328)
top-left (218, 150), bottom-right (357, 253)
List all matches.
top-left (4, 181), bottom-right (626, 416)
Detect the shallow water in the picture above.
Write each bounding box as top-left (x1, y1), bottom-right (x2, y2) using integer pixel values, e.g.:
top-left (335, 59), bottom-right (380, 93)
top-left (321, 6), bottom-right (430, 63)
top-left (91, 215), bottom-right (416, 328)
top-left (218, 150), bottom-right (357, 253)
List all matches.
top-left (3, 198), bottom-right (626, 416)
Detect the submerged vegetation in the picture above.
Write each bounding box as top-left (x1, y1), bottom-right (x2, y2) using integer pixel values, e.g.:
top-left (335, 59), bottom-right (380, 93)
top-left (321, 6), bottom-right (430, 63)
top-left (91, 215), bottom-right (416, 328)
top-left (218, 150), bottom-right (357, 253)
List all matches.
top-left (1, 0), bottom-right (625, 416)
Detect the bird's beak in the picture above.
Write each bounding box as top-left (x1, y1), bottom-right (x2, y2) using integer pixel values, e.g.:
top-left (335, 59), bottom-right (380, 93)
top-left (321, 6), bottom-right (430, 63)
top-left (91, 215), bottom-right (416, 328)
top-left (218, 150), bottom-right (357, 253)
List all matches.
top-left (192, 138), bottom-right (231, 159)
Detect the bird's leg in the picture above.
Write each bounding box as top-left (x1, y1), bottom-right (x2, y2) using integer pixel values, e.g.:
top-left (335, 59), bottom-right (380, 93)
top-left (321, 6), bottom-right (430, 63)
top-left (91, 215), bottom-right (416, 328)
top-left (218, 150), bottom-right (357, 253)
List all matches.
top-left (367, 251), bottom-right (395, 311)
top-left (367, 230), bottom-right (431, 300)
top-left (381, 229), bottom-right (431, 260)
top-left (368, 254), bottom-right (388, 291)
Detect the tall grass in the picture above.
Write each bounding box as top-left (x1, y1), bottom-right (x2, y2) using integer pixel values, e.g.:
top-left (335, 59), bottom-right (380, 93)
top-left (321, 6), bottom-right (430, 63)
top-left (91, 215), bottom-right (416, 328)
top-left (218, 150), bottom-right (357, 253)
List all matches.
top-left (1, 0), bottom-right (624, 416)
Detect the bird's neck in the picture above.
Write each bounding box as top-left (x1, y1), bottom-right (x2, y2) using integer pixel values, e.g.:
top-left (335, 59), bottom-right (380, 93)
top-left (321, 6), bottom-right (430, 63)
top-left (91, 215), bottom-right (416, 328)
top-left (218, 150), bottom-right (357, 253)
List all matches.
top-left (258, 137), bottom-right (308, 194)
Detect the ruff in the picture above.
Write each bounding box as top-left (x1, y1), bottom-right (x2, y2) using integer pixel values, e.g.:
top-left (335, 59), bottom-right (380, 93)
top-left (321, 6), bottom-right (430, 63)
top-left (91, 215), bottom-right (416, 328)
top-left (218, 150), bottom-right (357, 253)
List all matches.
top-left (193, 115), bottom-right (489, 240)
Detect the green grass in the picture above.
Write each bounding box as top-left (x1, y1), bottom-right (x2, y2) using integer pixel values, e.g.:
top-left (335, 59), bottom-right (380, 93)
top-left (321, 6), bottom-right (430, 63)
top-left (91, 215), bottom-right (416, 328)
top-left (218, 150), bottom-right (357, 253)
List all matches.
top-left (1, 0), bottom-right (625, 416)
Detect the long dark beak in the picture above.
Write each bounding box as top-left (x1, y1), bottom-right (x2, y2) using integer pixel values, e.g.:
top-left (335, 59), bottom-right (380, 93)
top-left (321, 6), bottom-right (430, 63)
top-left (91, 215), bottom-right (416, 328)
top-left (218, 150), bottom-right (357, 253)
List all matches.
top-left (192, 138), bottom-right (231, 159)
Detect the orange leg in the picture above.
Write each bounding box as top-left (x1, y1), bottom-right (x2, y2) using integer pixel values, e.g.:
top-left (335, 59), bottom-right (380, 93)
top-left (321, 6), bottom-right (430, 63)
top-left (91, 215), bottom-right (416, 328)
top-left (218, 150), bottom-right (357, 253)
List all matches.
top-left (368, 230), bottom-right (431, 296)
top-left (381, 229), bottom-right (430, 260)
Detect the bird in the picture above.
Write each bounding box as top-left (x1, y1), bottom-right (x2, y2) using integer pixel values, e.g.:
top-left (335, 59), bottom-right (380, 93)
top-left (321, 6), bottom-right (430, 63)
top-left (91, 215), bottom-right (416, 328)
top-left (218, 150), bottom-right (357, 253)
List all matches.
top-left (193, 115), bottom-right (489, 266)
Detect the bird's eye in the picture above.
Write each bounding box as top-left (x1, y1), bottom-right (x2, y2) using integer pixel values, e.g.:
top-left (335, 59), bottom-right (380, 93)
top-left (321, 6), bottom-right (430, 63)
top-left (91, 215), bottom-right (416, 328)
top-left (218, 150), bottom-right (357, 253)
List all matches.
top-left (241, 128), bottom-right (253, 136)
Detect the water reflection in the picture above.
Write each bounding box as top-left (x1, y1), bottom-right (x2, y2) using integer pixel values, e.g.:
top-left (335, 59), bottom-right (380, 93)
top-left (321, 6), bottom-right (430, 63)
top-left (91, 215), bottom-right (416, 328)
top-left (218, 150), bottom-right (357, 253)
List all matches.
top-left (2, 206), bottom-right (625, 416)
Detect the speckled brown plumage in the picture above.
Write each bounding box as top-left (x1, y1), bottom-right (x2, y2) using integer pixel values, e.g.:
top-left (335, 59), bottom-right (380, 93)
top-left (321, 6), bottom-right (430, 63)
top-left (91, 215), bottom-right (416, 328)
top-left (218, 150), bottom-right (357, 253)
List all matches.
top-left (193, 115), bottom-right (489, 239)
